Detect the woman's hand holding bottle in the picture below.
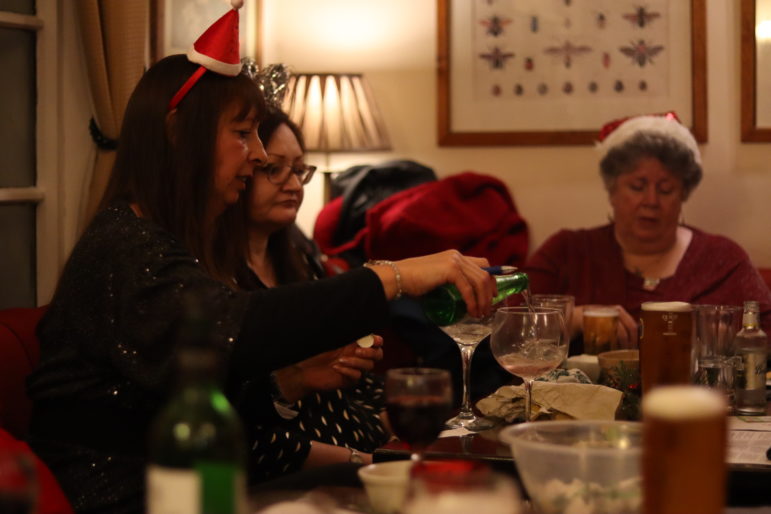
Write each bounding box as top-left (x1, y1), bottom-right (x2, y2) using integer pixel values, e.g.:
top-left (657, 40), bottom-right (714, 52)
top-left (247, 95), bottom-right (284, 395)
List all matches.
top-left (368, 250), bottom-right (496, 319)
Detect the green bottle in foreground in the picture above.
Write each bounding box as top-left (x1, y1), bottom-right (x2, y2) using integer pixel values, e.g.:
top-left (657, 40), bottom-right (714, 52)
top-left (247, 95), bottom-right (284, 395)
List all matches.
top-left (420, 270), bottom-right (529, 326)
top-left (146, 309), bottom-right (247, 514)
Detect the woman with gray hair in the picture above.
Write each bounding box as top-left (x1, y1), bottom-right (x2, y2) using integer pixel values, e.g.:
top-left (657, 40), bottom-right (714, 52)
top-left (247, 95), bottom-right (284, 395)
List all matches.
top-left (525, 112), bottom-right (771, 349)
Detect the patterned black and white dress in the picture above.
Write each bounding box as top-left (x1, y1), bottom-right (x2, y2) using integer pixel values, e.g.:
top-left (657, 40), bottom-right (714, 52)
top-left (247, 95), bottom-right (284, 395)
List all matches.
top-left (243, 266), bottom-right (390, 482)
top-left (249, 373), bottom-right (388, 481)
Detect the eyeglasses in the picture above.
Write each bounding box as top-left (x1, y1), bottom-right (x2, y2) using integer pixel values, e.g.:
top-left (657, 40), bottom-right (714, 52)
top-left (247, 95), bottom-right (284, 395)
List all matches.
top-left (258, 162), bottom-right (317, 185)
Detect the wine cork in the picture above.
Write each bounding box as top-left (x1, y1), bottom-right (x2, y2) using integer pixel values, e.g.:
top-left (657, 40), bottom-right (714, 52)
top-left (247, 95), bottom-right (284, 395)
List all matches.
top-left (356, 334), bottom-right (375, 348)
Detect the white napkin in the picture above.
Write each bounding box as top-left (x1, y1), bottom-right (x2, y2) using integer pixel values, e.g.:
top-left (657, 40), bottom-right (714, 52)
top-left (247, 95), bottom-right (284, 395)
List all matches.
top-left (476, 381), bottom-right (623, 422)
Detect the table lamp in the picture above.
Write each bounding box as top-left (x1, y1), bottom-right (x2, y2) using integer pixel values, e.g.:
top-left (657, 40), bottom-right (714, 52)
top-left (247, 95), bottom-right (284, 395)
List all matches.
top-left (282, 72), bottom-right (392, 202)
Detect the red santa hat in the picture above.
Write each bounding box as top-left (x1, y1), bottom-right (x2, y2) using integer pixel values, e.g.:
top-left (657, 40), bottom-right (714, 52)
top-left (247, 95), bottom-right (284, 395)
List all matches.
top-left (168, 0), bottom-right (245, 110)
top-left (595, 111), bottom-right (701, 165)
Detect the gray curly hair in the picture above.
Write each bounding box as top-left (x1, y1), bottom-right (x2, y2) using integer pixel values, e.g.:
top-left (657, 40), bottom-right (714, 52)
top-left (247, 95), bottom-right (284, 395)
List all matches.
top-left (599, 132), bottom-right (702, 200)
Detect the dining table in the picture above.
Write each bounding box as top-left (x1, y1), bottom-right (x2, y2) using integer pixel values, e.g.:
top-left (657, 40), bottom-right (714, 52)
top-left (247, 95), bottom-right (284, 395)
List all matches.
top-left (373, 400), bottom-right (771, 511)
top-left (251, 396), bottom-right (771, 513)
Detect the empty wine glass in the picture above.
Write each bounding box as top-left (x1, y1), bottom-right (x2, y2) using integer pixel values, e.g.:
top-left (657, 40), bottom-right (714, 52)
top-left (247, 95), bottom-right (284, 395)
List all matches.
top-left (490, 307), bottom-right (568, 421)
top-left (385, 368), bottom-right (453, 462)
top-left (440, 315), bottom-right (497, 431)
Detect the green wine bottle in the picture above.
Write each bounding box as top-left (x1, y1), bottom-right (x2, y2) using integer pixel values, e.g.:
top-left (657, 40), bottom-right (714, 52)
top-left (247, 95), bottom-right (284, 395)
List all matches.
top-left (146, 308), bottom-right (247, 514)
top-left (420, 271), bottom-right (529, 326)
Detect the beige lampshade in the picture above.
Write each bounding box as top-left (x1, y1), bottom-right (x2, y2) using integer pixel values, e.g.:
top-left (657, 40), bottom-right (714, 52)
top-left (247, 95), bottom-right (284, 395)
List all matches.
top-left (282, 73), bottom-right (391, 152)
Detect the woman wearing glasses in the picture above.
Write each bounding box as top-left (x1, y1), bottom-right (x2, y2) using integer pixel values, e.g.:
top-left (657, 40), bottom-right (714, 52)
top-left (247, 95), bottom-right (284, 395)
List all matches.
top-left (27, 54), bottom-right (495, 511)
top-left (218, 108), bottom-right (390, 480)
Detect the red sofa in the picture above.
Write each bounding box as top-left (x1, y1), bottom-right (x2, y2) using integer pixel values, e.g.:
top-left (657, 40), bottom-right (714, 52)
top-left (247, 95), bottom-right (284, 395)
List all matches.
top-left (0, 306), bottom-right (74, 514)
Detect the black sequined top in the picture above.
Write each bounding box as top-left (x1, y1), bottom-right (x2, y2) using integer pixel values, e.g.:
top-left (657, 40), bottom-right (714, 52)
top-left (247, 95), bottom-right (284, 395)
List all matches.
top-left (26, 202), bottom-right (389, 513)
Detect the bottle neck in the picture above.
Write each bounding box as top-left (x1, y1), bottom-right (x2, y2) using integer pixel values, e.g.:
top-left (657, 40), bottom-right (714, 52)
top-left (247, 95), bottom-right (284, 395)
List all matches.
top-left (494, 272), bottom-right (528, 291)
top-left (492, 272), bottom-right (529, 304)
top-left (742, 310), bottom-right (759, 330)
top-left (175, 346), bottom-right (224, 390)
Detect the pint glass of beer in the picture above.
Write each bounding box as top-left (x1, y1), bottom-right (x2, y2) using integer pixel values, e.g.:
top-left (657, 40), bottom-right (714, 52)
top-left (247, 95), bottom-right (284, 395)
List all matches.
top-left (639, 301), bottom-right (693, 394)
top-left (582, 306), bottom-right (619, 355)
top-left (642, 386), bottom-right (727, 514)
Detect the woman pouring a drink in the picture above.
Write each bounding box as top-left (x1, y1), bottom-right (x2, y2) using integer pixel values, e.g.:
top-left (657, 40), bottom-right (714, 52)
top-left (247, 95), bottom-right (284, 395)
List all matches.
top-left (524, 112), bottom-right (771, 351)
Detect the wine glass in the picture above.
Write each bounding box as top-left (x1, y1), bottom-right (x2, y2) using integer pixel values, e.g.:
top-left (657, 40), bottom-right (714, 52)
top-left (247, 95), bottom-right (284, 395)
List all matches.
top-left (439, 315), bottom-right (497, 431)
top-left (384, 368), bottom-right (453, 462)
top-left (490, 307), bottom-right (568, 421)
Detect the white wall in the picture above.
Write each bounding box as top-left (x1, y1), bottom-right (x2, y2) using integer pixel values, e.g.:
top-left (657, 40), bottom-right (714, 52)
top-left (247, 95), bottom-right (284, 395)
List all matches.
top-left (58, 1), bottom-right (95, 272)
top-left (263, 0), bottom-right (771, 267)
top-left (57, 0), bottom-right (771, 269)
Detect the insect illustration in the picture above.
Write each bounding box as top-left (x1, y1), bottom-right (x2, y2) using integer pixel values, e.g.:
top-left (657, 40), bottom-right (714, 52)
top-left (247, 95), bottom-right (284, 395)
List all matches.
top-left (619, 40), bottom-right (665, 67)
top-left (622, 6), bottom-right (661, 28)
top-left (480, 15), bottom-right (512, 37)
top-left (479, 46), bottom-right (515, 69)
top-left (544, 41), bottom-right (592, 68)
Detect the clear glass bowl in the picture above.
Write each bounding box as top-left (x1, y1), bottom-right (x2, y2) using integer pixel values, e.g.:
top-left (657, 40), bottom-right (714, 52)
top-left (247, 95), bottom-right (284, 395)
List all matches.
top-left (499, 420), bottom-right (642, 514)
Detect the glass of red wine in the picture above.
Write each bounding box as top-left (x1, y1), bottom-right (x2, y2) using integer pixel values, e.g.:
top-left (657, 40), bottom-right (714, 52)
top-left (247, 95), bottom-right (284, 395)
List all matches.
top-left (385, 367), bottom-right (453, 462)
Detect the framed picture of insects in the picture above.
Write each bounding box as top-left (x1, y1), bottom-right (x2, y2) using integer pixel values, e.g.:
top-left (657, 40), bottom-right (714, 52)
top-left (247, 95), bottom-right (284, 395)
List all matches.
top-left (437, 0), bottom-right (706, 146)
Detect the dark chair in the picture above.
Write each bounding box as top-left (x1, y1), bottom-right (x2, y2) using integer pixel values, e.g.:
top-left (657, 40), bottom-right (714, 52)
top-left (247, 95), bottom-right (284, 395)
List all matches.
top-left (0, 306), bottom-right (74, 514)
top-left (758, 268), bottom-right (771, 291)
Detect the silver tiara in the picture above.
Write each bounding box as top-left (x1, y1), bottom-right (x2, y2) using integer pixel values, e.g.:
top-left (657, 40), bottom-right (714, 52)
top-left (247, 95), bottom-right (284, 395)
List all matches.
top-left (241, 58), bottom-right (291, 109)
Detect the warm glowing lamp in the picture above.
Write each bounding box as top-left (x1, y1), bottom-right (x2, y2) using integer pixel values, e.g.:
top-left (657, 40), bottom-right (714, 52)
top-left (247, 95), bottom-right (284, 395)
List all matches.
top-left (282, 73), bottom-right (391, 201)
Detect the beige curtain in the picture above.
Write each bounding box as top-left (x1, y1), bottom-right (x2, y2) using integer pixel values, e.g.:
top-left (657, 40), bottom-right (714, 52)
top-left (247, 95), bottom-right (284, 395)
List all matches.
top-left (75, 0), bottom-right (148, 230)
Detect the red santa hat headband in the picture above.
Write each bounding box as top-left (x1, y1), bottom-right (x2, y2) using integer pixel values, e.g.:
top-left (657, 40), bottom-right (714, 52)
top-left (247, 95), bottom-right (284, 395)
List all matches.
top-left (168, 0), bottom-right (245, 111)
top-left (596, 111), bottom-right (701, 165)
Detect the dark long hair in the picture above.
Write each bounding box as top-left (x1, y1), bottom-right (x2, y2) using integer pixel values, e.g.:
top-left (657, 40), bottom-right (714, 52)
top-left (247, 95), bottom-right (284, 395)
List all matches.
top-left (100, 55), bottom-right (266, 278)
top-left (217, 108), bottom-right (319, 288)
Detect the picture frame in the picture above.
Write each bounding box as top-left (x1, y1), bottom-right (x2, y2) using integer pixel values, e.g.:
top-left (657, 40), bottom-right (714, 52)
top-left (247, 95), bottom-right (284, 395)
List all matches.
top-left (437, 0), bottom-right (707, 146)
top-left (150, 0), bottom-right (262, 64)
top-left (740, 0), bottom-right (771, 141)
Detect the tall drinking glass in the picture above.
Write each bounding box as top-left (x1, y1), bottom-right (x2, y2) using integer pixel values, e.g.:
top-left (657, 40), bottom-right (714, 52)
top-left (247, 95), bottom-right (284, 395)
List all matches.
top-left (583, 306), bottom-right (619, 355)
top-left (490, 307), bottom-right (568, 421)
top-left (385, 368), bottom-right (453, 462)
top-left (439, 315), bottom-right (497, 431)
top-left (692, 304), bottom-right (743, 407)
top-left (530, 294), bottom-right (575, 347)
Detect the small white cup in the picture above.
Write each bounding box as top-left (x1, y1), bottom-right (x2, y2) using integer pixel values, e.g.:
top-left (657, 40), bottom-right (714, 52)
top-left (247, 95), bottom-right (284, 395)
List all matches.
top-left (357, 460), bottom-right (412, 514)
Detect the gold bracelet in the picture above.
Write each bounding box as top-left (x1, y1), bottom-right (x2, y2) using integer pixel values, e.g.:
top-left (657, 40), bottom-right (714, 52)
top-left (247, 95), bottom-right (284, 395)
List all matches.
top-left (365, 260), bottom-right (403, 299)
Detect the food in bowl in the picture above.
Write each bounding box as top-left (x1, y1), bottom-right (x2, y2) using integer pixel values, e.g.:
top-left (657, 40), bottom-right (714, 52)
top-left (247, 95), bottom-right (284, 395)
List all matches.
top-left (357, 460), bottom-right (412, 514)
top-left (500, 420), bottom-right (642, 514)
